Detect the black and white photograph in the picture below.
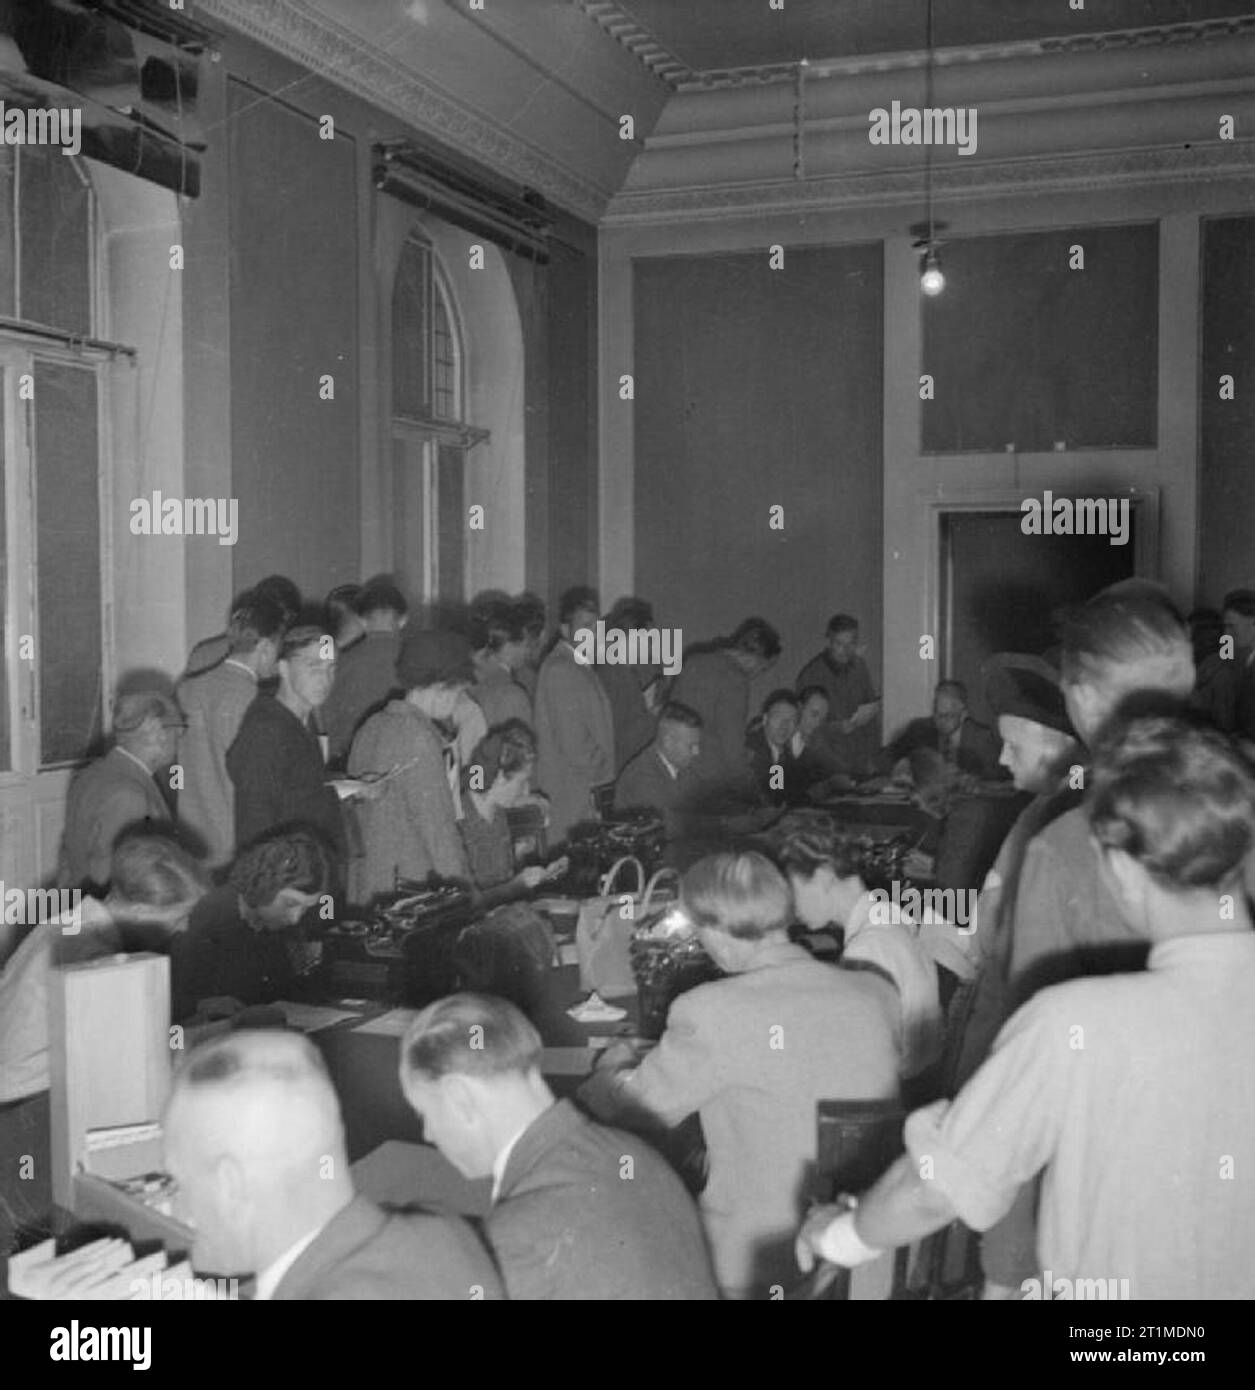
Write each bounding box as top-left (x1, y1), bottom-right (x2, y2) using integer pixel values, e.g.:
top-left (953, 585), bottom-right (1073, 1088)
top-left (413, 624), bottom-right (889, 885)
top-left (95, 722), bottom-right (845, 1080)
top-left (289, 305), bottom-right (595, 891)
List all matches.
top-left (0, 0), bottom-right (1253, 1360)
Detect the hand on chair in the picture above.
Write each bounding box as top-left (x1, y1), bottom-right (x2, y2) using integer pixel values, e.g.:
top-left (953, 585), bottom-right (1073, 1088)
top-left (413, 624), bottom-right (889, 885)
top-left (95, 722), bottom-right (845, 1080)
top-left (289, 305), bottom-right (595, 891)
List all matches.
top-left (795, 1195), bottom-right (882, 1273)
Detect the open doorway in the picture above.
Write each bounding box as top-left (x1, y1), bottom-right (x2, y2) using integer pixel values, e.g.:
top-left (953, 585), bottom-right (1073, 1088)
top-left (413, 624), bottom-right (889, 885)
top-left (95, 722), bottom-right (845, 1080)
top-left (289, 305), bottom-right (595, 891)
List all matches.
top-left (938, 503), bottom-right (1152, 724)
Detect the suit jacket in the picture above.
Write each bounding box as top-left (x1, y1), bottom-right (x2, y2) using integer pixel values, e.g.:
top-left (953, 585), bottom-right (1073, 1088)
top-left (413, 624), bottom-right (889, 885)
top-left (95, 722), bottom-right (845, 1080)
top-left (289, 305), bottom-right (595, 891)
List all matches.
top-left (272, 1194), bottom-right (503, 1300)
top-left (488, 1099), bottom-right (717, 1301)
top-left (1235, 654), bottom-right (1255, 742)
top-left (348, 700), bottom-right (468, 900)
top-left (59, 747), bottom-right (172, 890)
top-left (533, 641), bottom-right (615, 842)
top-left (184, 632), bottom-right (230, 680)
top-left (1005, 801), bottom-right (1148, 1010)
top-left (226, 695), bottom-right (345, 859)
top-left (614, 745), bottom-right (692, 839)
top-left (470, 663), bottom-right (533, 732)
top-left (744, 725), bottom-right (806, 805)
top-left (880, 715), bottom-right (1005, 781)
top-left (321, 631), bottom-right (403, 765)
top-left (605, 940), bottom-right (901, 1297)
top-left (670, 648), bottom-right (753, 796)
top-left (598, 661), bottom-right (658, 774)
top-left (176, 659), bottom-right (258, 865)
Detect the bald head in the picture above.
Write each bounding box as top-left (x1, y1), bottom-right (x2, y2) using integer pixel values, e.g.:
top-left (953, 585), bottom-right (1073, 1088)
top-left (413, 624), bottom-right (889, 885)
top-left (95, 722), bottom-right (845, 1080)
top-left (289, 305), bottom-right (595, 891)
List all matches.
top-left (163, 1031), bottom-right (353, 1277)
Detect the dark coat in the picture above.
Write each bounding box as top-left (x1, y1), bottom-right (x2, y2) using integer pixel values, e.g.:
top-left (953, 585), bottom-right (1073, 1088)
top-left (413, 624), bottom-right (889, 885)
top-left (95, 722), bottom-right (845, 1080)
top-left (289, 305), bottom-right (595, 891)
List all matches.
top-left (273, 1194), bottom-right (503, 1300)
top-left (321, 631), bottom-right (402, 765)
top-left (227, 694), bottom-right (345, 858)
top-left (488, 1099), bottom-right (717, 1301)
top-left (880, 715), bottom-right (1005, 781)
top-left (670, 648), bottom-right (752, 795)
top-left (614, 745), bottom-right (694, 839)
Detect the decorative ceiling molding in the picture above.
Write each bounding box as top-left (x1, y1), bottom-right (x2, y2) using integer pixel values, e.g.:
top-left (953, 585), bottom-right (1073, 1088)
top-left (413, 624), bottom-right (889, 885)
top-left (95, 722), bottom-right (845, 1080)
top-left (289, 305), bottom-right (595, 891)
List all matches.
top-left (195, 0), bottom-right (610, 222)
top-left (577, 4), bottom-right (1255, 91)
top-left (603, 141), bottom-right (1255, 227)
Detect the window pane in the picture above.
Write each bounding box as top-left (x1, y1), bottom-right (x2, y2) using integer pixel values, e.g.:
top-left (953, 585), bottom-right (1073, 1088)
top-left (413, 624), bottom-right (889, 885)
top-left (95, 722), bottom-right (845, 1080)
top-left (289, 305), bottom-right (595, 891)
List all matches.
top-left (432, 290), bottom-right (456, 421)
top-left (0, 385), bottom-right (8, 771)
top-left (19, 147), bottom-right (91, 336)
top-left (437, 444), bottom-right (464, 601)
top-left (0, 149), bottom-right (14, 318)
top-left (392, 238), bottom-right (430, 419)
top-left (922, 224), bottom-right (1158, 453)
top-left (35, 361), bottom-right (101, 765)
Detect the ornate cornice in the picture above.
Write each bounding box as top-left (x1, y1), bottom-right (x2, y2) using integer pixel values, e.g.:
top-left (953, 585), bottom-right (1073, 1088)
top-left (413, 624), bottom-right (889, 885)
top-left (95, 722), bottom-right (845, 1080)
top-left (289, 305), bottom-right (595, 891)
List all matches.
top-left (578, 4), bottom-right (1255, 90)
top-left (604, 141), bottom-right (1255, 227)
top-left (195, 0), bottom-right (610, 222)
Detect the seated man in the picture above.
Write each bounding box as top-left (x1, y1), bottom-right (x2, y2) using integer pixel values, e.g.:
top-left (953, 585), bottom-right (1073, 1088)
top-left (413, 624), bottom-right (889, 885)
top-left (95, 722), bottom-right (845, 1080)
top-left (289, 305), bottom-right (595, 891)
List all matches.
top-left (878, 680), bottom-right (1004, 783)
top-left (59, 689), bottom-right (182, 892)
top-left (170, 829), bottom-right (331, 1023)
top-left (163, 1029), bottom-right (501, 1299)
top-left (400, 993), bottom-right (717, 1301)
top-left (614, 700), bottom-right (702, 840)
top-left (745, 690), bottom-right (806, 806)
top-left (797, 716), bottom-right (1255, 1301)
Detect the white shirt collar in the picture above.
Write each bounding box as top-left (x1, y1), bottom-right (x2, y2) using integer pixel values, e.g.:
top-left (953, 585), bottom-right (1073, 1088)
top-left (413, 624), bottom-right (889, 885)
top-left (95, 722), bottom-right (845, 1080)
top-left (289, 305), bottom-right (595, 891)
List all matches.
top-left (491, 1123), bottom-right (531, 1203)
top-left (656, 749), bottom-right (679, 780)
top-left (115, 745), bottom-right (151, 776)
top-left (252, 1224), bottom-right (325, 1301)
top-left (224, 658), bottom-right (258, 681)
top-left (844, 889), bottom-right (878, 944)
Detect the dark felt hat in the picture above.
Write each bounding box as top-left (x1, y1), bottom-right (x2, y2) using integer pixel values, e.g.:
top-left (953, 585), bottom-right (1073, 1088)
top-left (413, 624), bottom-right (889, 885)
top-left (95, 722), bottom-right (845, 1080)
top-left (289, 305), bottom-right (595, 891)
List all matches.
top-left (985, 655), bottom-right (1075, 738)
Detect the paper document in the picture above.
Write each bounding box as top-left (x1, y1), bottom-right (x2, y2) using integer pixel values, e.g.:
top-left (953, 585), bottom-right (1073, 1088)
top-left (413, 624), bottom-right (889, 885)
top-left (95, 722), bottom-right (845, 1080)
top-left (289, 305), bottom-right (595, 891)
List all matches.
top-left (351, 1008), bottom-right (419, 1038)
top-left (275, 1001), bottom-right (362, 1033)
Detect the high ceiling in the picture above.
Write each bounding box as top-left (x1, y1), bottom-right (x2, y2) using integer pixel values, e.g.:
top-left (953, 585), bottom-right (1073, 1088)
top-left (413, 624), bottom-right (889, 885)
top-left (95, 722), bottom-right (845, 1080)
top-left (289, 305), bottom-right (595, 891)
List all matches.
top-left (592, 0), bottom-right (1255, 75)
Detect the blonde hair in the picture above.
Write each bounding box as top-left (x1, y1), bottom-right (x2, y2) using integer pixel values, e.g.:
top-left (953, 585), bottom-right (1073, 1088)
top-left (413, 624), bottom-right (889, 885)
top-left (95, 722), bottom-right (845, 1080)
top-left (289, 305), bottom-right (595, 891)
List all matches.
top-left (681, 851), bottom-right (792, 941)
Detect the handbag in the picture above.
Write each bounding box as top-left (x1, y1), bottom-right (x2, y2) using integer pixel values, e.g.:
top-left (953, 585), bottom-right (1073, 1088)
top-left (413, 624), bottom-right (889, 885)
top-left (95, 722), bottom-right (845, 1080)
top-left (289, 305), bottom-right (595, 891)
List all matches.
top-left (575, 858), bottom-right (678, 999)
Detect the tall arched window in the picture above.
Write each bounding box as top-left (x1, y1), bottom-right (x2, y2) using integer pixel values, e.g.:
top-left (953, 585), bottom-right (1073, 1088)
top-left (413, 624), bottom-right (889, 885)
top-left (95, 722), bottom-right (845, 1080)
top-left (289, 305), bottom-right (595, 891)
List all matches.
top-left (1, 145), bottom-right (117, 777)
top-left (391, 233), bottom-right (476, 604)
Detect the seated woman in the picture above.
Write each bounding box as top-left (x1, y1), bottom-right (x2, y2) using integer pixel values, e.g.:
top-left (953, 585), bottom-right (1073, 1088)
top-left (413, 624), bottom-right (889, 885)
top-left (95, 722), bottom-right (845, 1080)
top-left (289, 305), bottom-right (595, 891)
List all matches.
top-left (582, 850), bottom-right (900, 1299)
top-left (778, 828), bottom-right (976, 1085)
top-left (347, 629), bottom-right (473, 902)
top-left (227, 623), bottom-right (346, 877)
top-left (460, 721), bottom-right (549, 897)
top-left (170, 828), bottom-right (332, 1024)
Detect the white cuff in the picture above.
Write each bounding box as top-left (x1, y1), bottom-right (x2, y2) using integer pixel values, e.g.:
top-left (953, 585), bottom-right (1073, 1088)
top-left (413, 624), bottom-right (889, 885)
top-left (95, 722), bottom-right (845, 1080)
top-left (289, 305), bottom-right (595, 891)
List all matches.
top-left (815, 1211), bottom-right (883, 1268)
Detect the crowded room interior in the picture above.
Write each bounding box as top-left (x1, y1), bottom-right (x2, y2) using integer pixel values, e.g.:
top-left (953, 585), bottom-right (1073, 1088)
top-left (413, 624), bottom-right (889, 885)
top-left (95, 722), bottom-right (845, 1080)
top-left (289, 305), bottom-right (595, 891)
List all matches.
top-left (2, 0), bottom-right (1255, 1314)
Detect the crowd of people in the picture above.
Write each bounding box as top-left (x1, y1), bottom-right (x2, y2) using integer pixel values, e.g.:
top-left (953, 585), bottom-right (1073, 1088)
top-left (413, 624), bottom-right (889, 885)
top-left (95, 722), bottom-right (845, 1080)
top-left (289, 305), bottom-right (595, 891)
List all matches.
top-left (2, 573), bottom-right (1254, 1299)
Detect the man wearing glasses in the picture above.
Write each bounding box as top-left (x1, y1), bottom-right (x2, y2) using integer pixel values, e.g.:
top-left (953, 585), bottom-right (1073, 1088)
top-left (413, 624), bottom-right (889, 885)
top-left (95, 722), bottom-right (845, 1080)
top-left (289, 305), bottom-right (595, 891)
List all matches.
top-left (58, 689), bottom-right (183, 892)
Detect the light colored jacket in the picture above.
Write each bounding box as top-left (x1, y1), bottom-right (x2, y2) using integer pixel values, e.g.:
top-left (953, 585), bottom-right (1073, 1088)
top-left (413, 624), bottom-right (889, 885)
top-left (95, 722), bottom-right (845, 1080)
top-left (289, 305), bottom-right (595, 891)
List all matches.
top-left (59, 748), bottom-right (171, 889)
top-left (347, 700), bottom-right (468, 900)
top-left (533, 641), bottom-right (614, 842)
top-left (617, 939), bottom-right (900, 1297)
top-left (176, 659), bottom-right (258, 865)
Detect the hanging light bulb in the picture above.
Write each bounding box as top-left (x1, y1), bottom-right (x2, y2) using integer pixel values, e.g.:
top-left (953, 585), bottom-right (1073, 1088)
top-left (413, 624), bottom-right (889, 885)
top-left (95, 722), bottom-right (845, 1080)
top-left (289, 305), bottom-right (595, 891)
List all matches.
top-left (920, 246), bottom-right (945, 297)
